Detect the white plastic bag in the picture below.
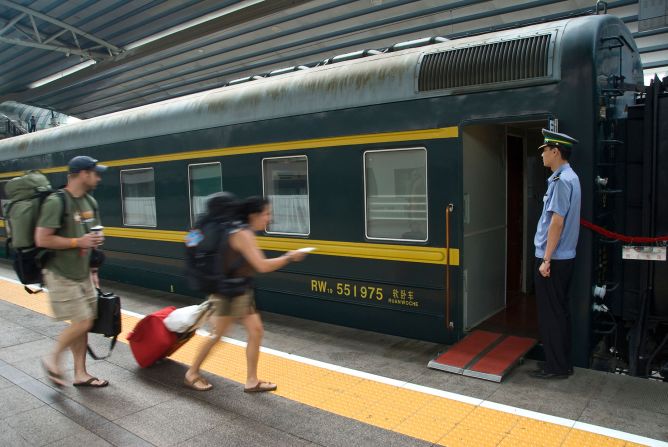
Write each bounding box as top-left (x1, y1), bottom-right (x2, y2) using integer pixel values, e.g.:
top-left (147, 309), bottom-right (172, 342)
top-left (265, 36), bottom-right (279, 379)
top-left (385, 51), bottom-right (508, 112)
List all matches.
top-left (163, 301), bottom-right (212, 333)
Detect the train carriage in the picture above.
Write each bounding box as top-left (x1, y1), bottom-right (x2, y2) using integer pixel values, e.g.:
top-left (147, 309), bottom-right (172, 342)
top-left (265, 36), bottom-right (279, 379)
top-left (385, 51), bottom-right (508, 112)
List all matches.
top-left (0, 14), bottom-right (651, 369)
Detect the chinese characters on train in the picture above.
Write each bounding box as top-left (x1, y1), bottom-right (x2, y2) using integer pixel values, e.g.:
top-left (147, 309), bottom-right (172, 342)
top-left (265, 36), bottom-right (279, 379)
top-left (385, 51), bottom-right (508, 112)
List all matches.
top-left (310, 279), bottom-right (419, 308)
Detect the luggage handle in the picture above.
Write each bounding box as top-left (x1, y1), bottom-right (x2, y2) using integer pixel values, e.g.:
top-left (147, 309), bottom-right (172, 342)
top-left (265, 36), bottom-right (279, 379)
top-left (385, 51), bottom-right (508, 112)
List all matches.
top-left (181, 300), bottom-right (214, 335)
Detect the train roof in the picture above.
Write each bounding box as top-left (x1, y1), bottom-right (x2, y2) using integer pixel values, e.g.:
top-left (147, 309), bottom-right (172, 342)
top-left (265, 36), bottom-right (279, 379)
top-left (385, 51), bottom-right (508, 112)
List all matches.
top-left (0, 14), bottom-right (635, 163)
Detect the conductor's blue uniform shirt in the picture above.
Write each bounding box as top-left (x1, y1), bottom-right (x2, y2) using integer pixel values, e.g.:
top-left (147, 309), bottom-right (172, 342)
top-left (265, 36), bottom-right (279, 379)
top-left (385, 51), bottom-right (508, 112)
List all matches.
top-left (534, 163), bottom-right (581, 260)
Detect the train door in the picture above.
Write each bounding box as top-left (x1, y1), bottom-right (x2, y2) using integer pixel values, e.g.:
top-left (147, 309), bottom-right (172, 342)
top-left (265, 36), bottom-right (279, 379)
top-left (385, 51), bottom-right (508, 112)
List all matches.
top-left (462, 122), bottom-right (546, 334)
top-left (462, 125), bottom-right (507, 330)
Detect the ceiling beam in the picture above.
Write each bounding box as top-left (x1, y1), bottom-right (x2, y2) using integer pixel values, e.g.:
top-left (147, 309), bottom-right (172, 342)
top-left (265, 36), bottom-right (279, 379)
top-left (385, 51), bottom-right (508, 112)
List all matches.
top-left (0, 35), bottom-right (105, 59)
top-left (0, 12), bottom-right (24, 36)
top-left (0, 16), bottom-right (69, 48)
top-left (0, 0), bottom-right (123, 56)
top-left (2, 0), bottom-right (313, 106)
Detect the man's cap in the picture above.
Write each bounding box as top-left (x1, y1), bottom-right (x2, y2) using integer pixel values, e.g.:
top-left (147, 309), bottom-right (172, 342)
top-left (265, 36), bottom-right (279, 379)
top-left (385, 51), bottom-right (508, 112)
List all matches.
top-left (539, 129), bottom-right (579, 150)
top-left (68, 156), bottom-right (107, 173)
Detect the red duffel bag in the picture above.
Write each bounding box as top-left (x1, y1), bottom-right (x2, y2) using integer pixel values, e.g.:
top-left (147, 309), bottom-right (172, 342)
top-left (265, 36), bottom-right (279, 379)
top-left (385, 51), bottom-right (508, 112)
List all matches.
top-left (127, 306), bottom-right (179, 368)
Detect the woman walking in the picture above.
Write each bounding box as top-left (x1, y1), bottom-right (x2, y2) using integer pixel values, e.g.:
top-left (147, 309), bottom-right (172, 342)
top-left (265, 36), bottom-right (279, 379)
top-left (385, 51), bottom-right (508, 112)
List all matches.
top-left (184, 195), bottom-right (308, 392)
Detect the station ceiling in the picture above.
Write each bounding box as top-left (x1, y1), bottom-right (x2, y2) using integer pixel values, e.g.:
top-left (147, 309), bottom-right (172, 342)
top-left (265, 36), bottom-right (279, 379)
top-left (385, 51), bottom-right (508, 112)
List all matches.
top-left (1, 0), bottom-right (666, 119)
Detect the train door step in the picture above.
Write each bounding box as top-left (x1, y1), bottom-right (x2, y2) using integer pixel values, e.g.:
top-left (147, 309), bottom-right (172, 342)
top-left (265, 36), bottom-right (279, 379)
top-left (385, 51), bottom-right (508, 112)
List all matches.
top-left (428, 330), bottom-right (536, 382)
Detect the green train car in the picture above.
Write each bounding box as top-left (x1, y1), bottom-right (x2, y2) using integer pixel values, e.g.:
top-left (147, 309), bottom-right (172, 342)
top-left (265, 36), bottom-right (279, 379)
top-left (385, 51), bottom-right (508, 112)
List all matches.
top-left (0, 14), bottom-right (646, 368)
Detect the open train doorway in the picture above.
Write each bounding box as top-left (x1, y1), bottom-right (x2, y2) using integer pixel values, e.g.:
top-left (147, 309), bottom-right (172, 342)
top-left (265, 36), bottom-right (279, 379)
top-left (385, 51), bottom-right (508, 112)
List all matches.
top-left (462, 122), bottom-right (546, 337)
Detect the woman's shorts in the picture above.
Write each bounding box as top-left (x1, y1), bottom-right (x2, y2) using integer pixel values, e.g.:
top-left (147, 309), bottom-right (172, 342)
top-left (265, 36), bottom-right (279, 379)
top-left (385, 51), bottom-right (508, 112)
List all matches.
top-left (208, 290), bottom-right (256, 318)
top-left (42, 269), bottom-right (97, 323)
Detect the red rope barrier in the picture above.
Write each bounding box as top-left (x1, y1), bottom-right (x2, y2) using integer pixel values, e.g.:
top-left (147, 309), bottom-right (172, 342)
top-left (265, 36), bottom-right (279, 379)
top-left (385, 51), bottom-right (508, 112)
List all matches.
top-left (580, 218), bottom-right (668, 244)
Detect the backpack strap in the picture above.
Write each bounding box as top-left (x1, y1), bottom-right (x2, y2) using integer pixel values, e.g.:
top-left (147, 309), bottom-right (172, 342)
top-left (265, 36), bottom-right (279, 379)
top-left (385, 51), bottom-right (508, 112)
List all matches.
top-left (86, 337), bottom-right (117, 361)
top-left (3, 201), bottom-right (14, 260)
top-left (54, 190), bottom-right (68, 229)
top-left (55, 189), bottom-right (99, 232)
top-left (220, 223), bottom-right (246, 274)
top-left (3, 201), bottom-right (15, 250)
top-left (218, 224), bottom-right (252, 294)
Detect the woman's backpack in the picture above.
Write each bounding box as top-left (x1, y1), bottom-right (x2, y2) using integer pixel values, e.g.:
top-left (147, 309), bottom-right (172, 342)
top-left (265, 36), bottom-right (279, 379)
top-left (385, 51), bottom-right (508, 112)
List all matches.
top-left (184, 191), bottom-right (248, 297)
top-left (184, 219), bottom-right (248, 297)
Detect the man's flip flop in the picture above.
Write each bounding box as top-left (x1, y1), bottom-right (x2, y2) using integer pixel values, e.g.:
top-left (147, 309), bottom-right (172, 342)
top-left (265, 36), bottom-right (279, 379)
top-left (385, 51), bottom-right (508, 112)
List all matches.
top-left (244, 381), bottom-right (277, 393)
top-left (184, 376), bottom-right (213, 391)
top-left (73, 377), bottom-right (109, 388)
top-left (41, 361), bottom-right (65, 388)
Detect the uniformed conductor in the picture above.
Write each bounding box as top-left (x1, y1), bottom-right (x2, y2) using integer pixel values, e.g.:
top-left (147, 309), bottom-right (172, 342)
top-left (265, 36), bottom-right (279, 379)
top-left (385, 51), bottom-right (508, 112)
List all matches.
top-left (530, 129), bottom-right (581, 380)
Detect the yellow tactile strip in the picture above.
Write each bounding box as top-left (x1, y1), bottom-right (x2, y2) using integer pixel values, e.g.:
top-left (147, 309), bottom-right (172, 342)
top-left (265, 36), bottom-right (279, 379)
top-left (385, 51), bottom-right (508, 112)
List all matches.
top-left (0, 279), bottom-right (651, 447)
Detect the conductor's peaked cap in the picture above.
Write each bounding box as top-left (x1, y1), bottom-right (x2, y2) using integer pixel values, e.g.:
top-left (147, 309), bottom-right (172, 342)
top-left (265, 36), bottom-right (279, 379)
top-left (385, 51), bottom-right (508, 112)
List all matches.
top-left (539, 129), bottom-right (579, 150)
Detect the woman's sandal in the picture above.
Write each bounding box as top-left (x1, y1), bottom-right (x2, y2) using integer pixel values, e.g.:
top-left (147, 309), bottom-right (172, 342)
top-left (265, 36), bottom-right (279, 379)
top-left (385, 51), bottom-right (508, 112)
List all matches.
top-left (244, 381), bottom-right (277, 393)
top-left (184, 376), bottom-right (213, 391)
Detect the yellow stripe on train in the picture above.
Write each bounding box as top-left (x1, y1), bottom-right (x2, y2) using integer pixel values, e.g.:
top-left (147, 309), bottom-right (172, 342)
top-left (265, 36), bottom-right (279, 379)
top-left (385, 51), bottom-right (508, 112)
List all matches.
top-left (0, 126), bottom-right (458, 179)
top-left (103, 226), bottom-right (459, 266)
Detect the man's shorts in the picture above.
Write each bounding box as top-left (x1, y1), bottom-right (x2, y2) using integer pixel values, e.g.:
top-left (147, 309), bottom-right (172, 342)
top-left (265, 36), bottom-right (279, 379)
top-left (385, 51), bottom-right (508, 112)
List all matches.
top-left (43, 269), bottom-right (97, 323)
top-left (208, 290), bottom-right (256, 318)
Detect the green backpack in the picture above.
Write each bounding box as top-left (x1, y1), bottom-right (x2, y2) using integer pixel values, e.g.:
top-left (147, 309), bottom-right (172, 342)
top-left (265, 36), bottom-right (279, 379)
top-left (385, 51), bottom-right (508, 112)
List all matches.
top-left (3, 170), bottom-right (55, 286)
top-left (4, 170), bottom-right (54, 248)
top-left (3, 171), bottom-right (100, 289)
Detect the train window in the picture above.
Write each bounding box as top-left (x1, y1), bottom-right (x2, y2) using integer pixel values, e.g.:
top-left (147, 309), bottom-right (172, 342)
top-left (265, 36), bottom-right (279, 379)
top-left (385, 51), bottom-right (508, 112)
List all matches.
top-left (120, 168), bottom-right (157, 227)
top-left (0, 180), bottom-right (7, 219)
top-left (262, 156), bottom-right (310, 235)
top-left (188, 162), bottom-right (223, 227)
top-left (364, 148), bottom-right (428, 242)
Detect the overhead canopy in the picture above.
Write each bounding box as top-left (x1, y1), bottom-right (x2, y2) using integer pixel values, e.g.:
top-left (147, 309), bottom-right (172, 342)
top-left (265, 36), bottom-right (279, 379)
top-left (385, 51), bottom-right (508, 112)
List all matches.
top-left (0, 0), bottom-right (666, 119)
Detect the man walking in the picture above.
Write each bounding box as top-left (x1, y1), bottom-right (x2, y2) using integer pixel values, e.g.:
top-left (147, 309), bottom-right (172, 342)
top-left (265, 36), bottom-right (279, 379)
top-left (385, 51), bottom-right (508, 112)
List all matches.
top-left (530, 129), bottom-right (581, 380)
top-left (29, 115), bottom-right (36, 132)
top-left (36, 156), bottom-right (108, 388)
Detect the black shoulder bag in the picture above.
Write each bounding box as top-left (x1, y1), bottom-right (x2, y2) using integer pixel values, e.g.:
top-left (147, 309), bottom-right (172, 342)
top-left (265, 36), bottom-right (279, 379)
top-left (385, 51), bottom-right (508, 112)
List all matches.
top-left (87, 288), bottom-right (122, 360)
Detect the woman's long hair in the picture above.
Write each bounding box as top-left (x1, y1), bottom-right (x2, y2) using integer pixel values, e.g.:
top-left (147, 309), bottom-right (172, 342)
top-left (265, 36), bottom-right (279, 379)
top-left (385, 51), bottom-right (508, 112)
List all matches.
top-left (239, 196), bottom-right (269, 223)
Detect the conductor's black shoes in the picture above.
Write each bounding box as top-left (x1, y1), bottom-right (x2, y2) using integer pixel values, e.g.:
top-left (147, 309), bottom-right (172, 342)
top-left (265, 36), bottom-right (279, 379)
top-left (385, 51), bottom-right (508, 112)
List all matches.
top-left (528, 369), bottom-right (570, 380)
top-left (537, 362), bottom-right (574, 375)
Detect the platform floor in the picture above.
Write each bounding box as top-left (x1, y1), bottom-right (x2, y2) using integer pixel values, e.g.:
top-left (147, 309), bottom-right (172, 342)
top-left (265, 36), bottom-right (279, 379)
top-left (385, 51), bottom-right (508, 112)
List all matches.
top-left (0, 265), bottom-right (666, 447)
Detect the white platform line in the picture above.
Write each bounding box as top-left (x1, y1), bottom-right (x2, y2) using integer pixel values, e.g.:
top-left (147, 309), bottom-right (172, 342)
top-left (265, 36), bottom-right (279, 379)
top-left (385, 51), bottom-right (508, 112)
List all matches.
top-left (0, 273), bottom-right (665, 447)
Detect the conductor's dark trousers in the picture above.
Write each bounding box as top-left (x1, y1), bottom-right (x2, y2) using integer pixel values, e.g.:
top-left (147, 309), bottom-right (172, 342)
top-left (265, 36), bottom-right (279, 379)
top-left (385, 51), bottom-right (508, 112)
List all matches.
top-left (534, 257), bottom-right (575, 374)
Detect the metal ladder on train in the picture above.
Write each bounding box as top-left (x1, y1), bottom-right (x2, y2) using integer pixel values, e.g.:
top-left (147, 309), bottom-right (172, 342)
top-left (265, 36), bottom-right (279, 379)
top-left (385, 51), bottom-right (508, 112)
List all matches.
top-left (591, 36), bottom-right (666, 377)
top-left (589, 34), bottom-right (628, 371)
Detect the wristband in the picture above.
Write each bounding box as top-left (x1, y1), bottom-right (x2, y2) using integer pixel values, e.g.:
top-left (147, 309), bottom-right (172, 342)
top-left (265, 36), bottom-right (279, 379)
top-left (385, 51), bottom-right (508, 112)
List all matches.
top-left (543, 259), bottom-right (550, 263)
top-left (71, 238), bottom-right (78, 248)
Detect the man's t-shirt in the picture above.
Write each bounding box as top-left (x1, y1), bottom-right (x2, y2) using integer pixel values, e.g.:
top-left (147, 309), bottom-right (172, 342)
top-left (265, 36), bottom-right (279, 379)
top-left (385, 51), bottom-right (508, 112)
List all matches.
top-left (37, 192), bottom-right (100, 281)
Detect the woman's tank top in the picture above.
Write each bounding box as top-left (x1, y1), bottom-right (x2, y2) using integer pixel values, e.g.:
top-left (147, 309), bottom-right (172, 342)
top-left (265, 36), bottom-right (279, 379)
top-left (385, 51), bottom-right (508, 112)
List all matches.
top-left (222, 228), bottom-right (255, 279)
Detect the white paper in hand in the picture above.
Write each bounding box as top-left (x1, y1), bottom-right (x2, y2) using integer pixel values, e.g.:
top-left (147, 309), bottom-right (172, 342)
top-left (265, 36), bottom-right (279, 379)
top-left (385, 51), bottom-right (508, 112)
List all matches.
top-left (297, 247), bottom-right (316, 253)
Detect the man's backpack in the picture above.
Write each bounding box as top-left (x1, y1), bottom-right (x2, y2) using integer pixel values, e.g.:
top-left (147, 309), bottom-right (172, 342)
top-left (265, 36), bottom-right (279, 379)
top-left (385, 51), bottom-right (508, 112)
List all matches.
top-left (3, 171), bottom-right (98, 289)
top-left (3, 171), bottom-right (54, 286)
top-left (184, 191), bottom-right (248, 297)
